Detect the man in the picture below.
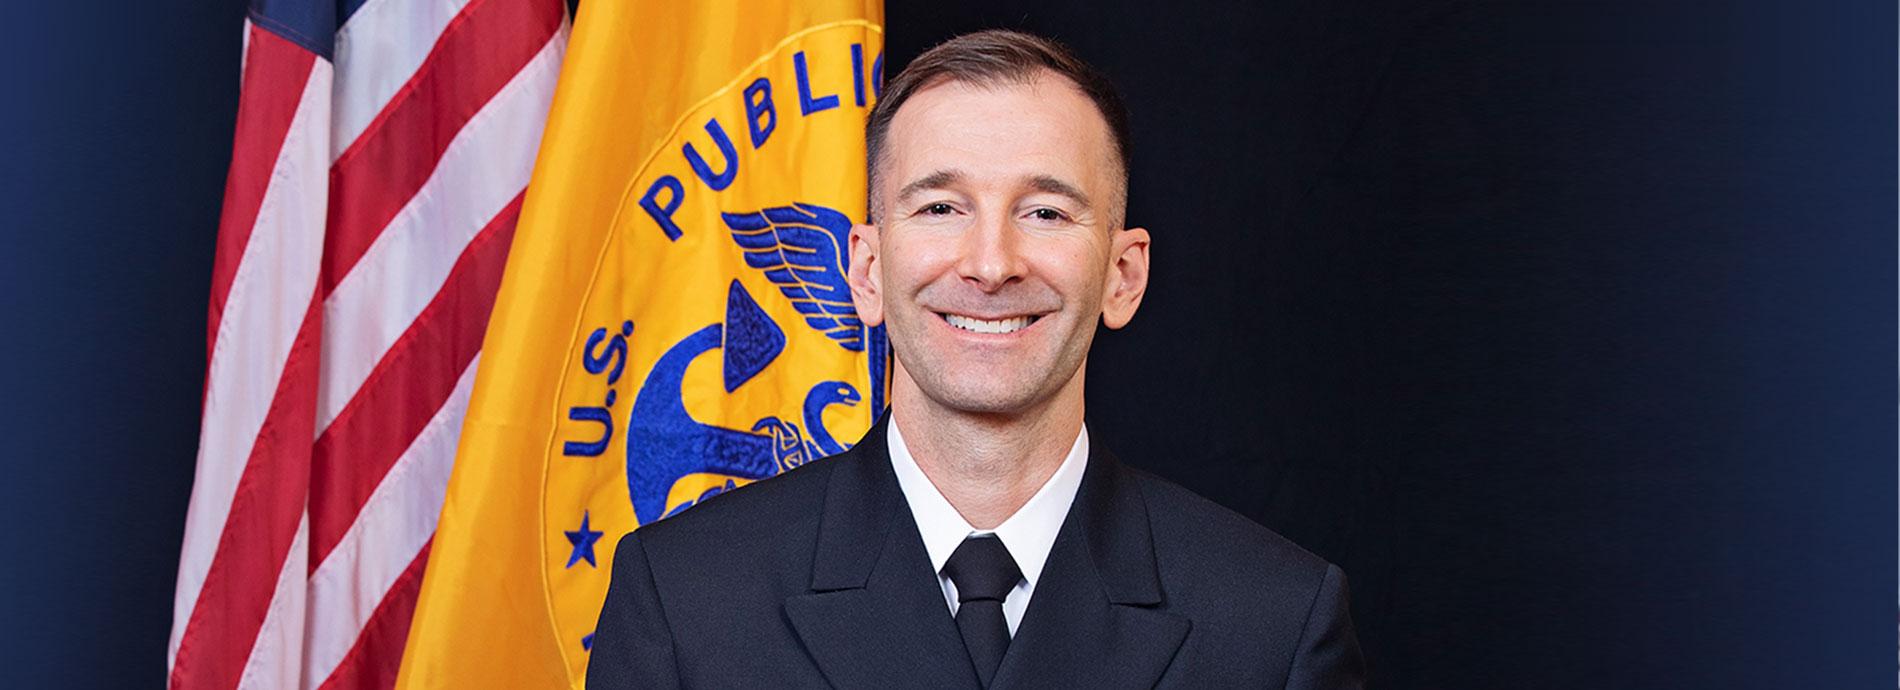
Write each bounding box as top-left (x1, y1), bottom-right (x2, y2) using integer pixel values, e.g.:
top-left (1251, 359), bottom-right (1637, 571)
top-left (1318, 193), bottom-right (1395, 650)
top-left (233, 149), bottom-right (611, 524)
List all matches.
top-left (588, 30), bottom-right (1364, 689)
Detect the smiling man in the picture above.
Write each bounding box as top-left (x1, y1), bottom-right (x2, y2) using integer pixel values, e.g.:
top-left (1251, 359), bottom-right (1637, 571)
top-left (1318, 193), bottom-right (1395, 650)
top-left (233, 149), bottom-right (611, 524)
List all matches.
top-left (588, 30), bottom-right (1364, 689)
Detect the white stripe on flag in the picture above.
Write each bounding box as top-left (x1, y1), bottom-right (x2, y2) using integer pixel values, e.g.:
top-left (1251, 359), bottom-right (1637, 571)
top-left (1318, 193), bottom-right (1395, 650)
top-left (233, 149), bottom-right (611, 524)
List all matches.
top-left (239, 18), bottom-right (252, 83)
top-left (170, 60), bottom-right (334, 670)
top-left (331, 0), bottom-right (477, 160)
top-left (314, 29), bottom-right (565, 437)
top-left (302, 355), bottom-right (479, 689)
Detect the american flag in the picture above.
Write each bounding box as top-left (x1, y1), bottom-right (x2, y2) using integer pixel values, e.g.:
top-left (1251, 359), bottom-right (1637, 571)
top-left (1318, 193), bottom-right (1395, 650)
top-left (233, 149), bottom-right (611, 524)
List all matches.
top-left (168, 0), bottom-right (567, 687)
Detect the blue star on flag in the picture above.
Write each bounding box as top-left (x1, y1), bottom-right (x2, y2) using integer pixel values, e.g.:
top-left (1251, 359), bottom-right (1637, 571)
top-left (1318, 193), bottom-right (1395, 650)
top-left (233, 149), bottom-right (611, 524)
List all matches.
top-left (565, 510), bottom-right (604, 568)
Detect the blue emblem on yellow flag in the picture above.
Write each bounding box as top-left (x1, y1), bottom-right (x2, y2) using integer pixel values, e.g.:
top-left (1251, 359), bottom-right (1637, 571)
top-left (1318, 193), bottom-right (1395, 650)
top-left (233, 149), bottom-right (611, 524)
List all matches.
top-left (724, 203), bottom-right (865, 351)
top-left (543, 34), bottom-right (890, 659)
top-left (624, 271), bottom-right (865, 525)
top-left (396, 3), bottom-right (887, 688)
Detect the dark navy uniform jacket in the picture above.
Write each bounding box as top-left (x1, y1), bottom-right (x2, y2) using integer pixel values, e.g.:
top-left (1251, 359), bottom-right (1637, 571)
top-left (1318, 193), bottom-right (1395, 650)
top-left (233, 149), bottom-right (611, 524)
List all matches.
top-left (587, 416), bottom-right (1365, 688)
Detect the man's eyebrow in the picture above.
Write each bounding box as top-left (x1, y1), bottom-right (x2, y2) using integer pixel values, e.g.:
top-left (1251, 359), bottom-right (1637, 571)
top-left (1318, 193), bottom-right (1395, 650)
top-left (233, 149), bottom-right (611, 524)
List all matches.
top-left (893, 171), bottom-right (1094, 210)
top-left (896, 169), bottom-right (966, 203)
top-left (1026, 175), bottom-right (1093, 210)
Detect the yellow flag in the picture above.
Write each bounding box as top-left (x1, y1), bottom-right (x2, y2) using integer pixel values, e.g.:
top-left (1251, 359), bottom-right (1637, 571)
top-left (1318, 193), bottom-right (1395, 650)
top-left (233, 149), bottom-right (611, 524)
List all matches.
top-left (396, 0), bottom-right (886, 686)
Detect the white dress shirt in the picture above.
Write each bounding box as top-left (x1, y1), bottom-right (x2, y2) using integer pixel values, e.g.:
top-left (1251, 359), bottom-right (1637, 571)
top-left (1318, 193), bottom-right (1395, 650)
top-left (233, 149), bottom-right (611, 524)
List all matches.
top-left (887, 415), bottom-right (1090, 636)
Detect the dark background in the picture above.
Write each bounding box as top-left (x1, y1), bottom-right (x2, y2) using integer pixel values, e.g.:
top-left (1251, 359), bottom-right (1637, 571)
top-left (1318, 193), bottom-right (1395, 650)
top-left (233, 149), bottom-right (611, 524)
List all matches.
top-left (0, 0), bottom-right (1891, 687)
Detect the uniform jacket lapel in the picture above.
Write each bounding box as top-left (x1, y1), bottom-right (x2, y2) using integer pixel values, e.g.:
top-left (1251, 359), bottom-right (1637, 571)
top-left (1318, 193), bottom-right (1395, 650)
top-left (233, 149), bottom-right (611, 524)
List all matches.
top-left (783, 416), bottom-right (980, 689)
top-left (990, 443), bottom-right (1191, 689)
top-left (784, 419), bottom-right (1188, 689)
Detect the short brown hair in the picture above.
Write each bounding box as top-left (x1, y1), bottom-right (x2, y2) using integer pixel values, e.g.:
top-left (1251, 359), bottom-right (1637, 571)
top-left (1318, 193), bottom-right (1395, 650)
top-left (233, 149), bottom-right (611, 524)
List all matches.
top-left (866, 30), bottom-right (1132, 228)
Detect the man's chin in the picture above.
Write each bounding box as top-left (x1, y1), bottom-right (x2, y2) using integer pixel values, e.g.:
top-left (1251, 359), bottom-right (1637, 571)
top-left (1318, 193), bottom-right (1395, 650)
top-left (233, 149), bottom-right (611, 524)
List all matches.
top-left (917, 380), bottom-right (1052, 417)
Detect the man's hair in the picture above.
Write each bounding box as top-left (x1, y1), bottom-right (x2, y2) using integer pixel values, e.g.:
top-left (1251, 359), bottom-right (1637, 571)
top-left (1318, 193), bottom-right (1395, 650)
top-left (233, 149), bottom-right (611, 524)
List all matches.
top-left (866, 29), bottom-right (1132, 228)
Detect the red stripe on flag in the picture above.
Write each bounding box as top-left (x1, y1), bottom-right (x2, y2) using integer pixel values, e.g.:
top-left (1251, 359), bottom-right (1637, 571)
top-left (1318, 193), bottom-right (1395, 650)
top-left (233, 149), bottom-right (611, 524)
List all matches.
top-left (170, 297), bottom-right (322, 690)
top-left (321, 0), bottom-right (561, 296)
top-left (205, 26), bottom-right (316, 367)
top-left (308, 193), bottom-right (524, 568)
top-left (315, 540), bottom-right (434, 690)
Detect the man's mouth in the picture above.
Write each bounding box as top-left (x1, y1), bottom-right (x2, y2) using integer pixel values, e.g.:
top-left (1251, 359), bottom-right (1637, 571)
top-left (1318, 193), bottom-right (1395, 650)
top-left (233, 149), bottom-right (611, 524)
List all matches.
top-left (938, 312), bottom-right (1042, 335)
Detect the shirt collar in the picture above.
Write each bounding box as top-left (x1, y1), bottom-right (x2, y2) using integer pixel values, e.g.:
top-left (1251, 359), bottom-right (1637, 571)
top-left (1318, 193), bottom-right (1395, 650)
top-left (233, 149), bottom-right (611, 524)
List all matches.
top-left (887, 414), bottom-right (1090, 587)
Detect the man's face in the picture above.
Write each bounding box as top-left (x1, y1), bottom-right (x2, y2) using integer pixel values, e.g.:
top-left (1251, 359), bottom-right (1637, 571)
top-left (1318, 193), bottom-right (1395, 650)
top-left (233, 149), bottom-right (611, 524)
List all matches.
top-left (849, 72), bottom-right (1150, 416)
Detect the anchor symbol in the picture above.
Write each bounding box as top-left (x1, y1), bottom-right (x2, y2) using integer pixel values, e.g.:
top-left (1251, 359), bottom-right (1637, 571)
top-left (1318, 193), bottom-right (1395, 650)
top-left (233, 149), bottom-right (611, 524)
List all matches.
top-left (626, 279), bottom-right (860, 525)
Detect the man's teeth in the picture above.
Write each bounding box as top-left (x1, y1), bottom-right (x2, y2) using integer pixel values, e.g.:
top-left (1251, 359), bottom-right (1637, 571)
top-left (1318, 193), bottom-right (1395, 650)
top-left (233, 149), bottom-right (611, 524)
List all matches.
top-left (943, 313), bottom-right (1036, 334)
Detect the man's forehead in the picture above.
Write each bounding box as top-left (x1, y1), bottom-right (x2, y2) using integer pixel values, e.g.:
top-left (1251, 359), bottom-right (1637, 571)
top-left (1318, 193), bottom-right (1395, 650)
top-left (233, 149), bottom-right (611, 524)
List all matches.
top-left (881, 73), bottom-right (1115, 182)
top-left (889, 71), bottom-right (1104, 137)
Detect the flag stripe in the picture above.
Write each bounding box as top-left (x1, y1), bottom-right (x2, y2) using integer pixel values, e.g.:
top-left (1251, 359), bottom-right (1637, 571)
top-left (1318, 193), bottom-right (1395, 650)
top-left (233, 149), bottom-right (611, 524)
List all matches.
top-left (171, 57), bottom-right (331, 674)
top-left (204, 23), bottom-right (316, 370)
top-left (321, 0), bottom-right (562, 297)
top-left (233, 514), bottom-right (310, 690)
top-left (177, 2), bottom-right (568, 685)
top-left (331, 0), bottom-right (477, 162)
top-left (310, 195), bottom-right (520, 568)
top-left (171, 297), bottom-right (322, 690)
top-left (307, 356), bottom-right (481, 687)
top-left (317, 541), bottom-right (433, 690)
top-left (315, 31), bottom-right (563, 437)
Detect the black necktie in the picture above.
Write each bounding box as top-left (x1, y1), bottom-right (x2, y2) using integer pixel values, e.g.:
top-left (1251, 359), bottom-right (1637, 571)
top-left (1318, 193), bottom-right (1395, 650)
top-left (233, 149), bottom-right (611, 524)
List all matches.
top-left (942, 534), bottom-right (1022, 688)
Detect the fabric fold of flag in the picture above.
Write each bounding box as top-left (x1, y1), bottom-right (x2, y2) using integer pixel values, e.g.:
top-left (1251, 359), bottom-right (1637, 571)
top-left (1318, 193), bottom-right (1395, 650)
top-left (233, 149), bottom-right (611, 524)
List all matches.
top-left (170, 1), bottom-right (568, 688)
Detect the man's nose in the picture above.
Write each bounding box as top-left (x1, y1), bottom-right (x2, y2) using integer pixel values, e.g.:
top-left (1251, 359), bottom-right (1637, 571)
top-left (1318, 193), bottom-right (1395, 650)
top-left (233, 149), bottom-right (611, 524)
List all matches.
top-left (955, 209), bottom-right (1026, 292)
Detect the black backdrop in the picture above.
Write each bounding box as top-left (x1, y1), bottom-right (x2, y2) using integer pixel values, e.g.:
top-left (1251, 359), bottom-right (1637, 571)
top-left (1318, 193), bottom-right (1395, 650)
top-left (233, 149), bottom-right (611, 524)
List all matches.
top-left (0, 0), bottom-right (1891, 687)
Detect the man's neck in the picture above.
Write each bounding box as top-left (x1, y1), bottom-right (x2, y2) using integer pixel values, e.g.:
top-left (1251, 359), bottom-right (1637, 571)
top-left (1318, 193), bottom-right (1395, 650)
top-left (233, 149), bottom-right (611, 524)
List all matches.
top-left (889, 375), bottom-right (1086, 530)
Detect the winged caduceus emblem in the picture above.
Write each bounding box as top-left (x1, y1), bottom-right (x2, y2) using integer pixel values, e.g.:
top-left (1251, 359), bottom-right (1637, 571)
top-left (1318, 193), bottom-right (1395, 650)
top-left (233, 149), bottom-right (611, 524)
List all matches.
top-left (721, 203), bottom-right (865, 352)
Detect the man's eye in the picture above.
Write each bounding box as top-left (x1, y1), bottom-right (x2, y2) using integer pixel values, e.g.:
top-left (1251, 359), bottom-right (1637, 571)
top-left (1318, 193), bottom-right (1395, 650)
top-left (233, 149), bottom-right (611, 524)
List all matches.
top-left (1029, 208), bottom-right (1067, 222)
top-left (920, 202), bottom-right (955, 216)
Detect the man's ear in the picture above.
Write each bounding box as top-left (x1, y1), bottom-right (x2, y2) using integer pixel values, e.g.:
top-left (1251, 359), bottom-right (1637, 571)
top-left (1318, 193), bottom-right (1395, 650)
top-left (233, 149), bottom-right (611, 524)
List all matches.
top-left (848, 223), bottom-right (884, 327)
top-left (1101, 226), bottom-right (1150, 330)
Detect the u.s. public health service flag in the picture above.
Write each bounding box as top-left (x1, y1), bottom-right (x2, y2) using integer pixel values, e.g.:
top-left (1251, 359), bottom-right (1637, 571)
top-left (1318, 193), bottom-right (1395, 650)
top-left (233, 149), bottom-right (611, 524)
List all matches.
top-left (396, 1), bottom-right (887, 687)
